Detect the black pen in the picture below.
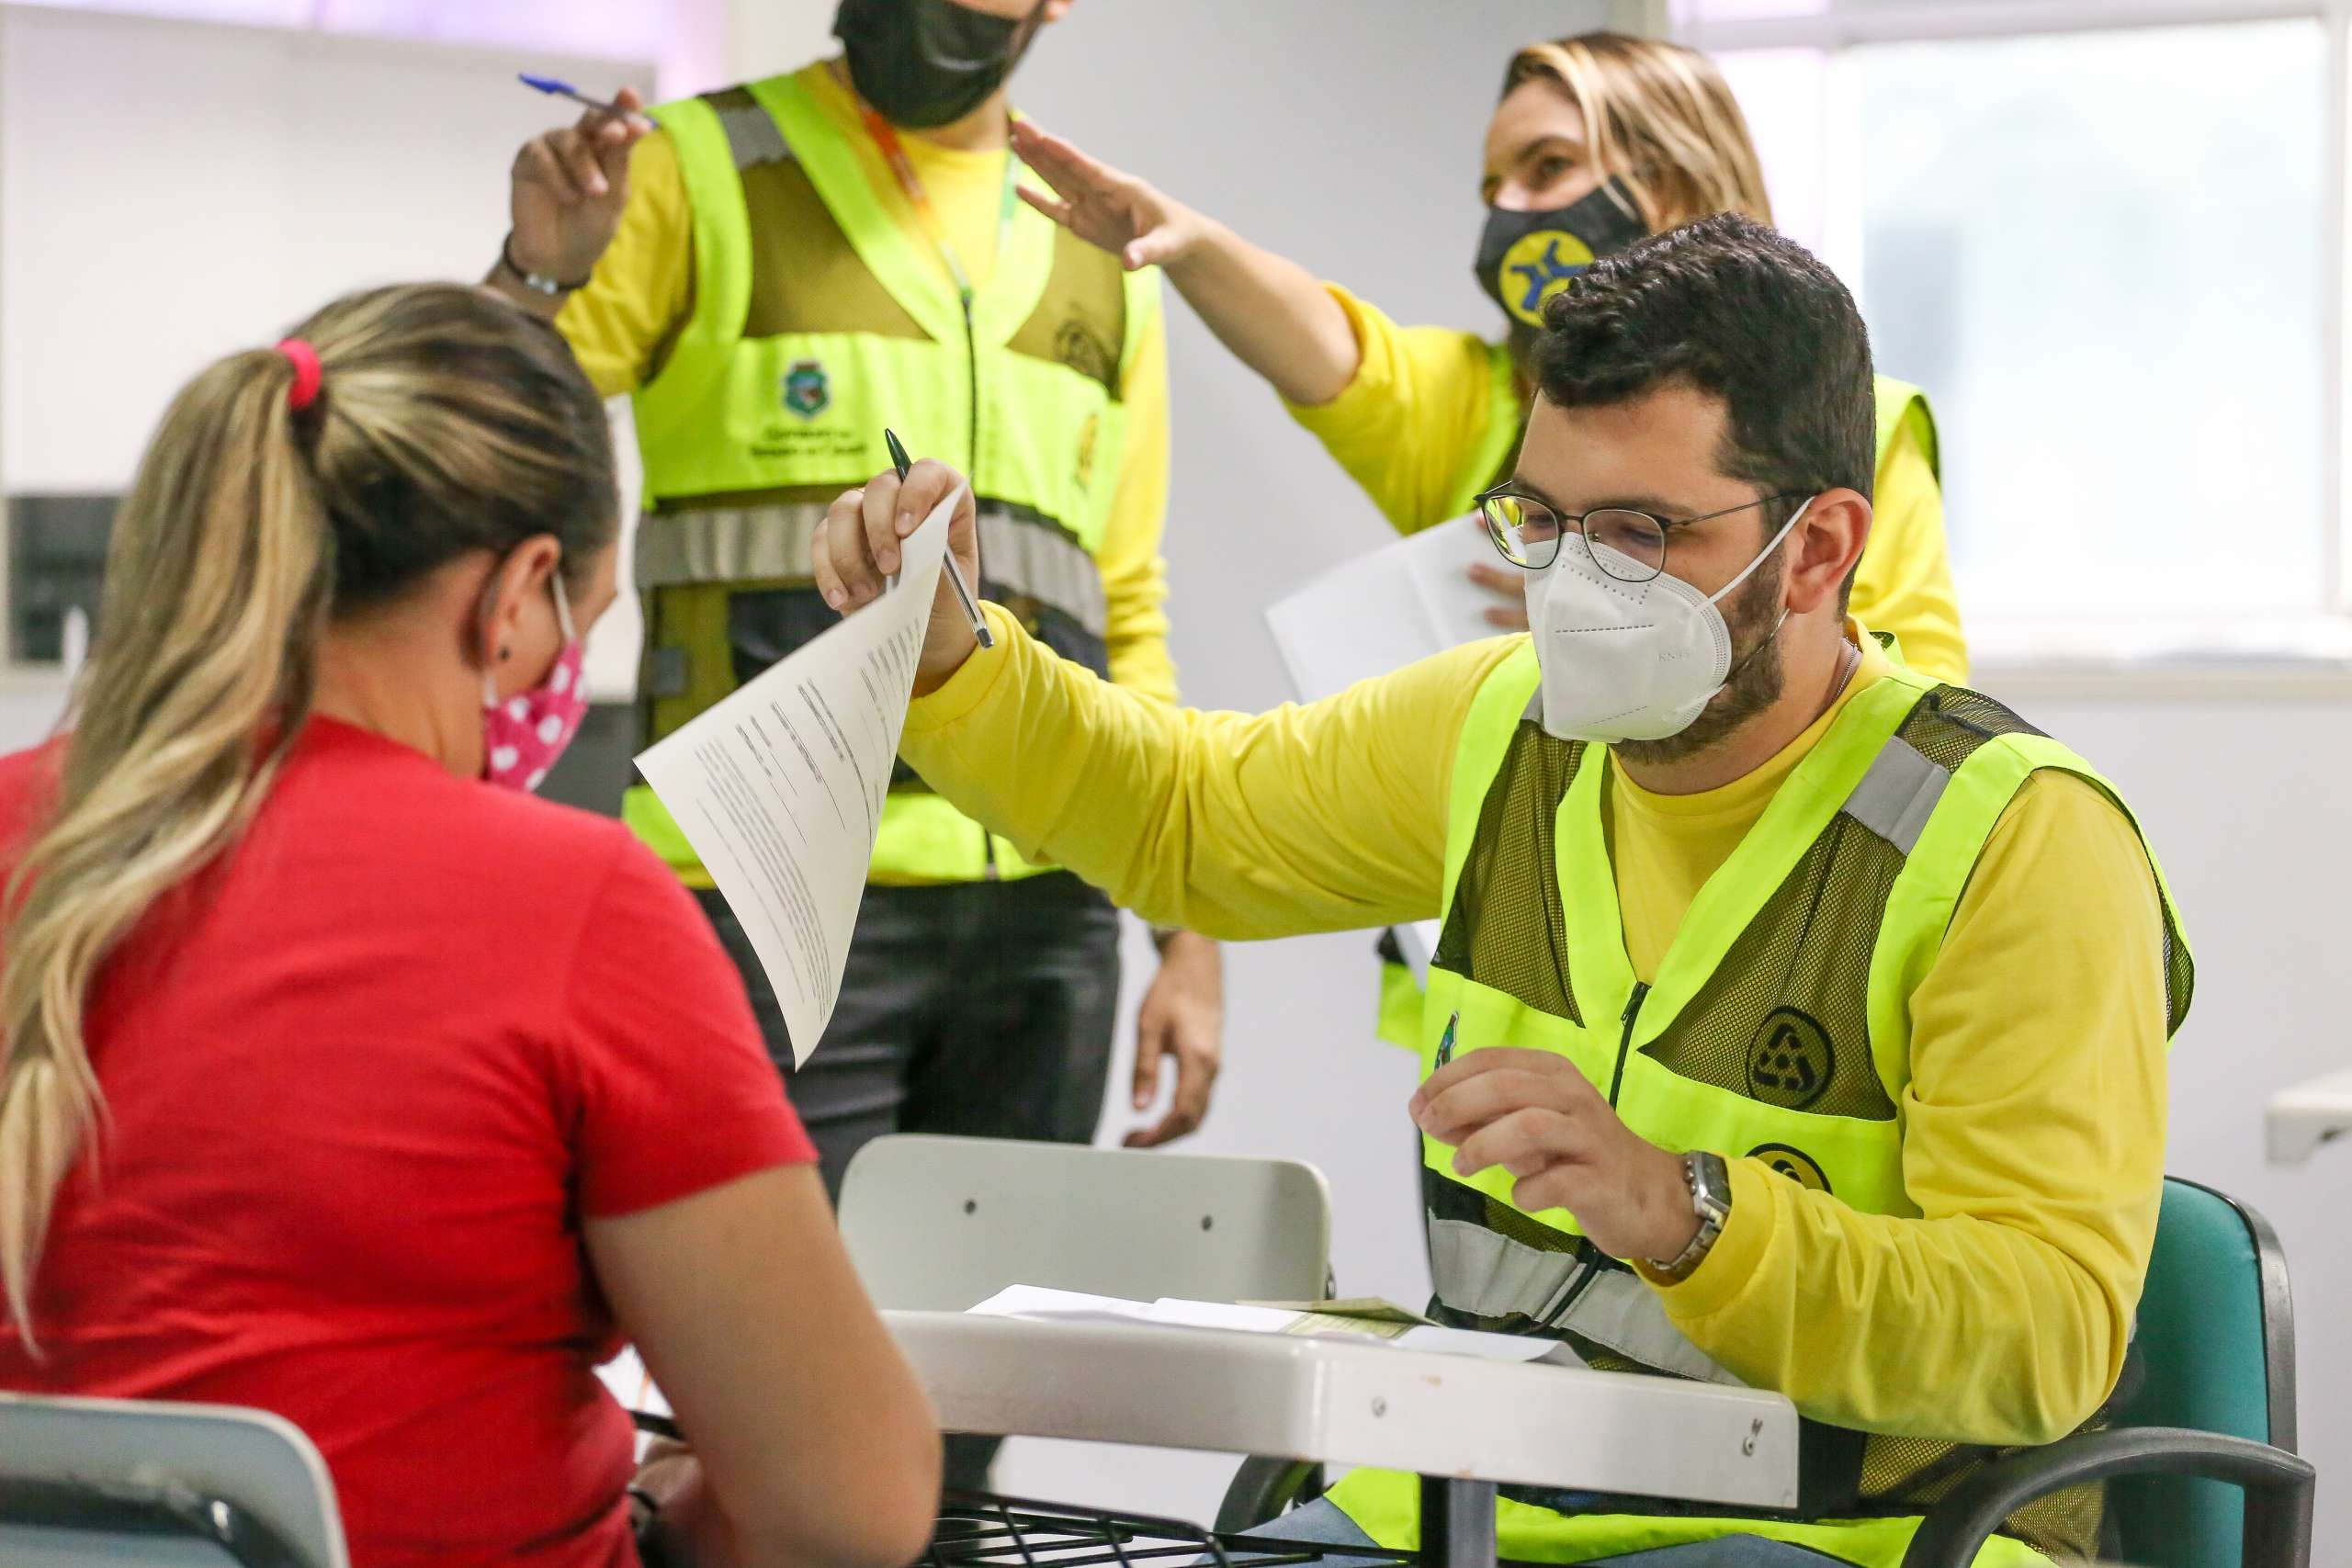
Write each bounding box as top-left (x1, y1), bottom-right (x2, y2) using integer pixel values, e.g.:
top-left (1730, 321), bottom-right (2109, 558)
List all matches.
top-left (885, 428), bottom-right (994, 649)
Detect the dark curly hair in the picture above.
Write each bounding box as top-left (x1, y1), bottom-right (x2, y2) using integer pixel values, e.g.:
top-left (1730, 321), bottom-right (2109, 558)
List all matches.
top-left (1531, 212), bottom-right (1876, 513)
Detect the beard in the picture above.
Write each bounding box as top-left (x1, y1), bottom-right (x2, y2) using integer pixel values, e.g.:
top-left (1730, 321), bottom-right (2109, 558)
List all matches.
top-left (1611, 554), bottom-right (1789, 768)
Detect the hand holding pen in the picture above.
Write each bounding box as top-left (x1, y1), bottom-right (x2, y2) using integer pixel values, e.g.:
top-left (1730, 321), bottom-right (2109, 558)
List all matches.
top-left (886, 430), bottom-right (994, 650)
top-left (505, 76), bottom-right (654, 296)
top-left (811, 447), bottom-right (997, 692)
top-left (519, 74), bottom-right (657, 130)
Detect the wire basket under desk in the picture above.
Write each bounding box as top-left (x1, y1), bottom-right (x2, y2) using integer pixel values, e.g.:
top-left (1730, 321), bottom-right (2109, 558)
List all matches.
top-left (926, 1492), bottom-right (1419, 1568)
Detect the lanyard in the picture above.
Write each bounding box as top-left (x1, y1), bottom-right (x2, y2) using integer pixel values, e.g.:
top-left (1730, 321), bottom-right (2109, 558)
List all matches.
top-left (858, 102), bottom-right (1022, 307)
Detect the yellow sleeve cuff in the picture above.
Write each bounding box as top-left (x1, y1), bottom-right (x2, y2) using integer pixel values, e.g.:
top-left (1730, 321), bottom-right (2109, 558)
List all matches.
top-left (1280, 282), bottom-right (1389, 424)
top-left (903, 603), bottom-right (1027, 735)
top-left (1640, 1156), bottom-right (1778, 1322)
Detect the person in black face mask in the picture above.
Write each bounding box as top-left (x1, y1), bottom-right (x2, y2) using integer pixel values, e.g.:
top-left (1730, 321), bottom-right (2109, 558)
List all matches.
top-left (835, 0), bottom-right (1053, 130)
top-left (1008, 31), bottom-right (1962, 1061)
top-left (486, 0), bottom-right (1230, 1494)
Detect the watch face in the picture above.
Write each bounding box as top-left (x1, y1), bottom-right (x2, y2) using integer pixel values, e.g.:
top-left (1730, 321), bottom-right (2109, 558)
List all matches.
top-left (1692, 1153), bottom-right (1733, 1217)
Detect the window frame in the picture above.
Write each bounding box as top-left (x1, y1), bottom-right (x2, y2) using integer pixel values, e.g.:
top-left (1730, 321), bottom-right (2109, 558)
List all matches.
top-left (1677, 0), bottom-right (2352, 670)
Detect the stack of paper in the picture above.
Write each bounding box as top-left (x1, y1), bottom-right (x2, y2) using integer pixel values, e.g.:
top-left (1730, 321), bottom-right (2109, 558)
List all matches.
top-left (967, 1285), bottom-right (1584, 1369)
top-left (1263, 516), bottom-right (1504, 702)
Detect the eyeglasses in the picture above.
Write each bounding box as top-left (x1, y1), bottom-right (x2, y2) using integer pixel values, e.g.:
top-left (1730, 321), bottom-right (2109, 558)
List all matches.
top-left (1476, 486), bottom-right (1803, 583)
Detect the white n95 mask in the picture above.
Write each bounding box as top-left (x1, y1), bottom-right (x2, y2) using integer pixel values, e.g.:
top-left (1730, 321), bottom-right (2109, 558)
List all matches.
top-left (1523, 496), bottom-right (1813, 744)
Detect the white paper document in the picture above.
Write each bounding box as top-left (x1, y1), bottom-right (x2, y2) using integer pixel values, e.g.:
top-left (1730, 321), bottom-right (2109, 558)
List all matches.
top-left (1265, 518), bottom-right (1501, 980)
top-left (967, 1285), bottom-right (1583, 1369)
top-left (634, 489), bottom-right (959, 1065)
top-left (1265, 515), bottom-right (1499, 704)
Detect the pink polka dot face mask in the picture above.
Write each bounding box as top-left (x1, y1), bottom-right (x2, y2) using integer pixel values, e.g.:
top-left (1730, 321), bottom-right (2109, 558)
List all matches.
top-left (482, 574), bottom-right (590, 794)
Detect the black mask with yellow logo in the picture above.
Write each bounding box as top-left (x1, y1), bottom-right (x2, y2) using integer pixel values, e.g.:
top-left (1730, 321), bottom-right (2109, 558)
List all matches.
top-left (1473, 178), bottom-right (1649, 329)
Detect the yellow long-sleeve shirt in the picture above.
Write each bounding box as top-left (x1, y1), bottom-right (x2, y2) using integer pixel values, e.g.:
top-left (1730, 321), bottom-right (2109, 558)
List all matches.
top-left (1284, 284), bottom-right (1970, 686)
top-left (553, 62), bottom-right (1179, 704)
top-left (903, 604), bottom-right (2168, 1446)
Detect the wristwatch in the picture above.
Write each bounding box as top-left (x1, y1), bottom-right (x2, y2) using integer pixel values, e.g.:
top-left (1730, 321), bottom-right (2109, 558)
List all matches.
top-left (1649, 1151), bottom-right (1733, 1282)
top-left (502, 232), bottom-right (585, 298)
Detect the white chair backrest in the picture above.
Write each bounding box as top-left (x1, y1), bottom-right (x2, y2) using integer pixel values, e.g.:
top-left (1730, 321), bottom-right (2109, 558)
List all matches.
top-left (0, 1393), bottom-right (347, 1568)
top-left (839, 1134), bottom-right (1333, 1311)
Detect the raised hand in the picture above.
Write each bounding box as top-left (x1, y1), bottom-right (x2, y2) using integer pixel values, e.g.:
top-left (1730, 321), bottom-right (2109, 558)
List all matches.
top-left (509, 87), bottom-right (651, 288)
top-left (1012, 120), bottom-right (1210, 273)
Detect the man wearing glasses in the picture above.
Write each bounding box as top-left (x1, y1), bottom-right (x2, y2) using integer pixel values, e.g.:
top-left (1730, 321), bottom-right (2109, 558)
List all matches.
top-left (820, 213), bottom-right (2187, 1568)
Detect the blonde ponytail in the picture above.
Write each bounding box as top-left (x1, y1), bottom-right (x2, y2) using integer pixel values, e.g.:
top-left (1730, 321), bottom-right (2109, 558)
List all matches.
top-left (0, 348), bottom-right (330, 1348)
top-left (0, 283), bottom-right (616, 1348)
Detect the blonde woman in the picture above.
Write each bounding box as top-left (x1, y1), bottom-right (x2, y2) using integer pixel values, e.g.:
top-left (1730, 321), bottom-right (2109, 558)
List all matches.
top-left (1016, 29), bottom-right (1963, 1053)
top-left (0, 284), bottom-right (939, 1568)
top-left (1015, 31), bottom-right (1960, 671)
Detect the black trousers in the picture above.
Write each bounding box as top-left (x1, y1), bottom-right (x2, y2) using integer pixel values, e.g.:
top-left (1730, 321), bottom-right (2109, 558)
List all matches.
top-left (694, 871), bottom-right (1122, 1491)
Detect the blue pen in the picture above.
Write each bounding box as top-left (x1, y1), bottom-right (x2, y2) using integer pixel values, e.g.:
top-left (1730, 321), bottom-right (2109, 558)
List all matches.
top-left (518, 73), bottom-right (651, 127)
top-left (1434, 1010), bottom-right (1460, 1069)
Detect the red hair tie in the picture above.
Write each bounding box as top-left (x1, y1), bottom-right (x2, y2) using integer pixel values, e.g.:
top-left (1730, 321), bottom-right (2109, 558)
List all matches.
top-left (277, 338), bottom-right (322, 413)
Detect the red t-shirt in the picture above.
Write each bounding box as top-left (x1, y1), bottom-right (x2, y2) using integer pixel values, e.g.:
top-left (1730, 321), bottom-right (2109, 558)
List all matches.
top-left (0, 717), bottom-right (814, 1568)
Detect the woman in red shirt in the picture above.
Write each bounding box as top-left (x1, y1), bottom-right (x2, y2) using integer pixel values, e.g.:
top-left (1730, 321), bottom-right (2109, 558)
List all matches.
top-left (0, 283), bottom-right (940, 1567)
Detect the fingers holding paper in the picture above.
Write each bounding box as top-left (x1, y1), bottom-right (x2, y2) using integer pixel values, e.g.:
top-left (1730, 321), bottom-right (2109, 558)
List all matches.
top-left (813, 461), bottom-right (985, 693)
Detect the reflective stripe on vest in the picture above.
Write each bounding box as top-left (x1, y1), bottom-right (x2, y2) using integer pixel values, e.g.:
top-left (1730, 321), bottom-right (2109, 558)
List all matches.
top-left (633, 502), bottom-right (1106, 640)
top-left (1424, 1217), bottom-right (1744, 1388)
top-left (623, 65), bottom-right (1160, 886)
top-left (1325, 639), bottom-right (2193, 1567)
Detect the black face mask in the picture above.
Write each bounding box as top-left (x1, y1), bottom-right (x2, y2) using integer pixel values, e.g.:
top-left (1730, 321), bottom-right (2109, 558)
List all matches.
top-left (1472, 178), bottom-right (1649, 329)
top-left (835, 0), bottom-right (1045, 130)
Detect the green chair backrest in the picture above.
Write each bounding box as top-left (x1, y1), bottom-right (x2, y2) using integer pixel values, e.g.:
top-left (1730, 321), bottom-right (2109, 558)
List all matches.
top-left (2109, 1178), bottom-right (2296, 1568)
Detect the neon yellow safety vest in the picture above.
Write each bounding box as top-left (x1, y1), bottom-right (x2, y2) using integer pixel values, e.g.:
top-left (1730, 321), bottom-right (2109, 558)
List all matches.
top-left (1371, 375), bottom-right (1940, 1050)
top-left (620, 64), bottom-right (1161, 886)
top-left (1327, 643), bottom-right (2192, 1567)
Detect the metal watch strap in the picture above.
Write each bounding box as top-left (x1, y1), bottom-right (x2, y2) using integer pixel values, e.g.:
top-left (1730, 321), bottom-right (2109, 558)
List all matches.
top-left (1651, 1150), bottom-right (1732, 1281)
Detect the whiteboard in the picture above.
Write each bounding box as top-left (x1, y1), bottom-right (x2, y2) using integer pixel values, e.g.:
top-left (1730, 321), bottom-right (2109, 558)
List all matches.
top-left (0, 5), bottom-right (654, 693)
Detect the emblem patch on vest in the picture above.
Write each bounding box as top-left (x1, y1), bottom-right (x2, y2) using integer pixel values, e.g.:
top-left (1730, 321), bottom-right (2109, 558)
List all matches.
top-left (1749, 1143), bottom-right (1832, 1193)
top-left (1055, 320), bottom-right (1116, 386)
top-left (1746, 1006), bottom-right (1834, 1110)
top-left (781, 359), bottom-right (831, 421)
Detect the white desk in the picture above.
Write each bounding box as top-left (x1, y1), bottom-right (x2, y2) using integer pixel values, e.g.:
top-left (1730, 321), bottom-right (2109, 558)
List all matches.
top-left (885, 1310), bottom-right (1798, 1567)
top-left (2266, 1067), bottom-right (2352, 1166)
